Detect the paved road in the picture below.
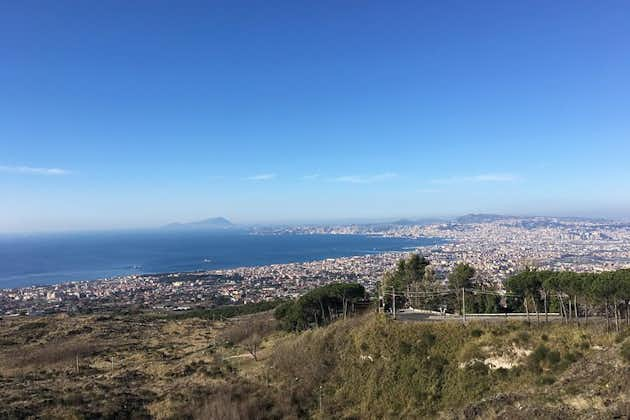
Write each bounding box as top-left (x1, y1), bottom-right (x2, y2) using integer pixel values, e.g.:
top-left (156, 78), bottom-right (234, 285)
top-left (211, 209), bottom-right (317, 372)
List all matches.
top-left (394, 310), bottom-right (563, 322)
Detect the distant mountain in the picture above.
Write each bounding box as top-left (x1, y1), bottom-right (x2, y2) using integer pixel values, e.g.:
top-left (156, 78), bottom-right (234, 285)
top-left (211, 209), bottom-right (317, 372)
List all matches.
top-left (456, 214), bottom-right (512, 224)
top-left (162, 217), bottom-right (234, 230)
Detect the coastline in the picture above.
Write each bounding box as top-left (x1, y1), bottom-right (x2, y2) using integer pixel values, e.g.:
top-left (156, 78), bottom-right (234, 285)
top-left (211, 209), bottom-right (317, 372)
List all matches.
top-left (0, 232), bottom-right (443, 290)
top-left (0, 247), bottom-right (432, 316)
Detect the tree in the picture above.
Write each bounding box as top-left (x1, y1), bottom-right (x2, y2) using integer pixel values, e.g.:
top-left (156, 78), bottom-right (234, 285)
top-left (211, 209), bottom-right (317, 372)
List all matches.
top-left (423, 266), bottom-right (436, 284)
top-left (220, 315), bottom-right (276, 361)
top-left (448, 263), bottom-right (476, 290)
top-left (505, 268), bottom-right (542, 324)
top-left (274, 283), bottom-right (366, 331)
top-left (380, 254), bottom-right (430, 309)
top-left (448, 263), bottom-right (475, 314)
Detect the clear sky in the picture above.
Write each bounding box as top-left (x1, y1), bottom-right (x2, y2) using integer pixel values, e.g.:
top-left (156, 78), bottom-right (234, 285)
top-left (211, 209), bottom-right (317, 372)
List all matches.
top-left (2, 1), bottom-right (630, 232)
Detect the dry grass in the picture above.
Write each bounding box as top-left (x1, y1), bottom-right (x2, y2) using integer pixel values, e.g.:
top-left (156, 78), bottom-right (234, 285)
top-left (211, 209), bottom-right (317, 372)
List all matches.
top-left (1, 311), bottom-right (628, 419)
top-left (0, 313), bottom-right (226, 418)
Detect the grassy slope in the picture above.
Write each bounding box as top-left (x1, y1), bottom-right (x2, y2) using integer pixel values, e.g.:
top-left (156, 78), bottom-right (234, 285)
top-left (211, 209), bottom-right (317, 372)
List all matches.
top-left (1, 312), bottom-right (629, 419)
top-left (265, 314), bottom-right (630, 419)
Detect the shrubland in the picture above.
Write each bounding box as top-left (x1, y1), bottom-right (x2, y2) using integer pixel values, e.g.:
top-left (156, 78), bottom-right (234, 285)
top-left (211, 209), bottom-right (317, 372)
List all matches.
top-left (2, 289), bottom-right (630, 419)
top-left (264, 314), bottom-right (630, 419)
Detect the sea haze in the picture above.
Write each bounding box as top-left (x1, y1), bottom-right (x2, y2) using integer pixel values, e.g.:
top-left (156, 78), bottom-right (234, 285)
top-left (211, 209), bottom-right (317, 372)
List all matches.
top-left (0, 231), bottom-right (444, 289)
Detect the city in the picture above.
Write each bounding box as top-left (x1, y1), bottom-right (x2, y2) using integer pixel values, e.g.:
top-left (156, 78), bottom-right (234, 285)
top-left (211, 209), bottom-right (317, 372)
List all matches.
top-left (3, 216), bottom-right (630, 316)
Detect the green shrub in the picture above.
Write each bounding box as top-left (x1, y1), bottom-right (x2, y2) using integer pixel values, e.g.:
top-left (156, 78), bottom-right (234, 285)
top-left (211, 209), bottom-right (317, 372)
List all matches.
top-left (564, 352), bottom-right (578, 364)
top-left (172, 300), bottom-right (286, 321)
top-left (490, 326), bottom-right (509, 336)
top-left (517, 331), bottom-right (530, 344)
top-left (471, 329), bottom-right (483, 338)
top-left (538, 374), bottom-right (556, 385)
top-left (547, 350), bottom-right (561, 365)
top-left (419, 331), bottom-right (437, 347)
top-left (530, 345), bottom-right (549, 365)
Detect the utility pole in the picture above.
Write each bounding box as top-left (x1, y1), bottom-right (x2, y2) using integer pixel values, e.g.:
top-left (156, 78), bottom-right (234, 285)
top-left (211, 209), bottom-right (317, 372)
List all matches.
top-left (392, 287), bottom-right (396, 320)
top-left (462, 288), bottom-right (466, 323)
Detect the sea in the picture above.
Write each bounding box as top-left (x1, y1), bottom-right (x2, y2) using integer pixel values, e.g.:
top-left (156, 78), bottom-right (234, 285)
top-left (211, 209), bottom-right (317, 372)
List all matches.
top-left (0, 230), bottom-right (444, 289)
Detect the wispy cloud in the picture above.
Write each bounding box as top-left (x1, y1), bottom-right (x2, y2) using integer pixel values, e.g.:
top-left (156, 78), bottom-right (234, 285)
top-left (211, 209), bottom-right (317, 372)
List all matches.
top-left (246, 173), bottom-right (277, 181)
top-left (302, 174), bottom-right (320, 180)
top-left (0, 165), bottom-right (71, 176)
top-left (431, 173), bottom-right (519, 184)
top-left (332, 172), bottom-right (398, 184)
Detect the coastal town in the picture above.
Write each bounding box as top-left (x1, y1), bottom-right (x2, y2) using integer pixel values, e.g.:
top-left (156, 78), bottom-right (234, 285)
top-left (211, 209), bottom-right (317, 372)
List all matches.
top-left (2, 216), bottom-right (630, 316)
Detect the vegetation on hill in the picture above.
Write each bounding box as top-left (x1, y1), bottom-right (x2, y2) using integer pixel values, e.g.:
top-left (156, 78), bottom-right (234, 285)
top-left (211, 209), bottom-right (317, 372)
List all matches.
top-left (274, 282), bottom-right (365, 331)
top-left (377, 254), bottom-right (630, 326)
top-left (3, 261), bottom-right (630, 419)
top-left (505, 268), bottom-right (630, 329)
top-left (265, 314), bottom-right (630, 419)
top-left (1, 305), bottom-right (630, 419)
top-left (170, 299), bottom-right (285, 321)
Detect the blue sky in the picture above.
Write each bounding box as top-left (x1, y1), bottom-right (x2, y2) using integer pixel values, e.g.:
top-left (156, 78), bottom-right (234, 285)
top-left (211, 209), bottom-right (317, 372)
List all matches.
top-left (1, 0), bottom-right (630, 232)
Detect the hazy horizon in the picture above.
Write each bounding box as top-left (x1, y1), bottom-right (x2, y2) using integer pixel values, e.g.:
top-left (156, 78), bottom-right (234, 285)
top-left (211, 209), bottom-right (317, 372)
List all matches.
top-left (2, 211), bottom-right (629, 235)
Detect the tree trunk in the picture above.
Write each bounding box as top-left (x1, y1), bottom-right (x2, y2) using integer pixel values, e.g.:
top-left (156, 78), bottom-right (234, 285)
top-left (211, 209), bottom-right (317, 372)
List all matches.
top-left (319, 300), bottom-right (326, 323)
top-left (544, 291), bottom-right (548, 323)
top-left (533, 296), bottom-right (540, 326)
top-left (524, 297), bottom-right (530, 325)
top-left (558, 294), bottom-right (566, 323)
top-left (614, 297), bottom-right (620, 333)
top-left (574, 295), bottom-right (579, 326)
top-left (605, 298), bottom-right (610, 332)
top-left (585, 304), bottom-right (589, 324)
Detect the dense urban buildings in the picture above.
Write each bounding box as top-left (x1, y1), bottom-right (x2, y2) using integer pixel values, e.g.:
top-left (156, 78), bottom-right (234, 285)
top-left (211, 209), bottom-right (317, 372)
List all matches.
top-left (2, 216), bottom-right (630, 316)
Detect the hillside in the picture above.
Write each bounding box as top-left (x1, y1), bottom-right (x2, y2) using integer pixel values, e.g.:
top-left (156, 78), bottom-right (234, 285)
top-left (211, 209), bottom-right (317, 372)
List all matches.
top-left (265, 315), bottom-right (630, 419)
top-left (1, 310), bottom-right (629, 419)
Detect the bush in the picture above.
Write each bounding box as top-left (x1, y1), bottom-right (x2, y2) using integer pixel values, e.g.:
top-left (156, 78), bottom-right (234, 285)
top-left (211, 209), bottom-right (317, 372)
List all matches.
top-left (538, 374), bottom-right (556, 385)
top-left (219, 314), bottom-right (276, 361)
top-left (547, 350), bottom-right (561, 365)
top-left (517, 331), bottom-right (530, 344)
top-left (192, 380), bottom-right (294, 420)
top-left (173, 300), bottom-right (285, 321)
top-left (530, 345), bottom-right (549, 365)
top-left (564, 352), bottom-right (579, 364)
top-left (621, 340), bottom-right (630, 363)
top-left (14, 340), bottom-right (101, 370)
